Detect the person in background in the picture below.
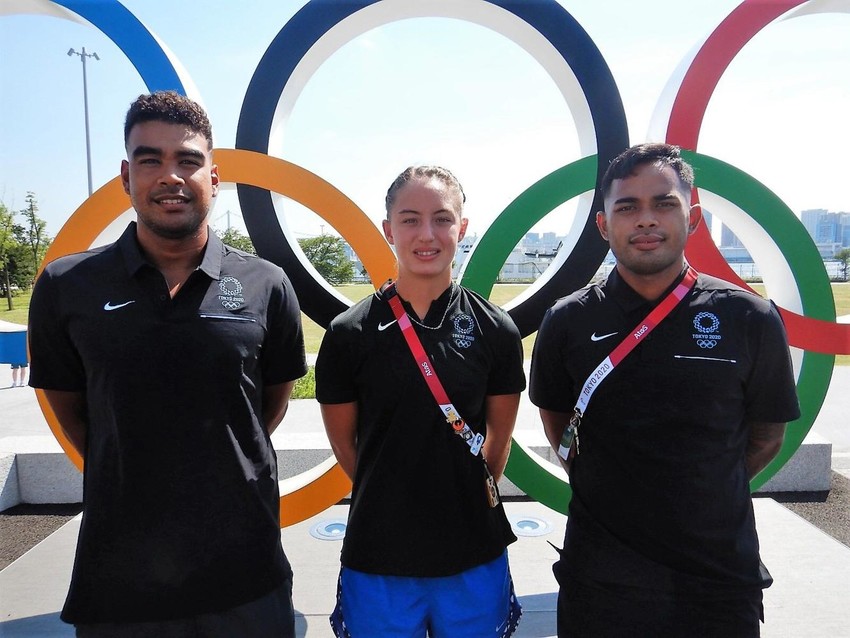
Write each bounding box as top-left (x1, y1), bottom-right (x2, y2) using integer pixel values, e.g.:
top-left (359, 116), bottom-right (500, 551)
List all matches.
top-left (316, 165), bottom-right (525, 637)
top-left (10, 361), bottom-right (27, 387)
top-left (530, 143), bottom-right (800, 637)
top-left (28, 91), bottom-right (306, 637)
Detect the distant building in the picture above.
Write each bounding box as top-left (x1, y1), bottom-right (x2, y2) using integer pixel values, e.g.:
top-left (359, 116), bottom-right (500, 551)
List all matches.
top-left (720, 223), bottom-right (744, 249)
top-left (341, 240), bottom-right (368, 282)
top-left (801, 209), bottom-right (826, 240)
top-left (714, 206), bottom-right (752, 261)
top-left (801, 208), bottom-right (850, 256)
top-left (451, 233), bottom-right (557, 282)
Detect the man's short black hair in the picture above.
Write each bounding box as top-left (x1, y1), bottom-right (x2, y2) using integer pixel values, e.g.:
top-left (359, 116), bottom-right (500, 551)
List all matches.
top-left (124, 91), bottom-right (213, 149)
top-left (601, 143), bottom-right (694, 198)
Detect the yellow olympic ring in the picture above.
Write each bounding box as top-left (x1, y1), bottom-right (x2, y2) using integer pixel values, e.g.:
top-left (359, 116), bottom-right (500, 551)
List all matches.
top-left (37, 148), bottom-right (397, 527)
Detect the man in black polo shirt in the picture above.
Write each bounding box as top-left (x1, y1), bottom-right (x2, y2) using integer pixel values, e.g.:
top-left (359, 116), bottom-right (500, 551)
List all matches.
top-left (28, 91), bottom-right (306, 637)
top-left (530, 143), bottom-right (799, 637)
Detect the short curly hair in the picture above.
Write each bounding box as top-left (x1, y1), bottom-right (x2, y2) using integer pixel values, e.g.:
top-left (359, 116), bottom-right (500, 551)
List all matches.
top-left (124, 91), bottom-right (213, 149)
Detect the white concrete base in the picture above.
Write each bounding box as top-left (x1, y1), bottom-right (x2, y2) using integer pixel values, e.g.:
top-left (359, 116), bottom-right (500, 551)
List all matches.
top-left (0, 453), bottom-right (20, 512)
top-left (757, 432), bottom-right (833, 493)
top-left (0, 433), bottom-right (835, 510)
top-left (15, 453), bottom-right (82, 504)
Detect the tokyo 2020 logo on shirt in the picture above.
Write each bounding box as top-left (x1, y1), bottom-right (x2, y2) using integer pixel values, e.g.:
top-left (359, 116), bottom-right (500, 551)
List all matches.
top-left (692, 312), bottom-right (721, 349)
top-left (18, 0), bottom-right (850, 523)
top-left (218, 277), bottom-right (244, 310)
top-left (452, 313), bottom-right (475, 349)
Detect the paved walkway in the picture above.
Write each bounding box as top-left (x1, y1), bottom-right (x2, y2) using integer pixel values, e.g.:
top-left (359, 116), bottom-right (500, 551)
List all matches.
top-left (2, 499), bottom-right (850, 637)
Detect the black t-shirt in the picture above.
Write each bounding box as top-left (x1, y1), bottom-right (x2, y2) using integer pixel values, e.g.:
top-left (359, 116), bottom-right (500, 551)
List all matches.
top-left (28, 223), bottom-right (307, 623)
top-left (530, 268), bottom-right (800, 591)
top-left (316, 284), bottom-right (525, 576)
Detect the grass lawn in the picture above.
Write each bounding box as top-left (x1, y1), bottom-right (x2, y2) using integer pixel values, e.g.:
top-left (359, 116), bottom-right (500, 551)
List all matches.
top-left (1, 290), bottom-right (31, 325)
top-left (5, 282), bottom-right (848, 365)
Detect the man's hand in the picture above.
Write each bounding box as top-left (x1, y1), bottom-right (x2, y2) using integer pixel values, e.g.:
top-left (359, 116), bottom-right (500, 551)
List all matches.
top-left (746, 421), bottom-right (786, 479)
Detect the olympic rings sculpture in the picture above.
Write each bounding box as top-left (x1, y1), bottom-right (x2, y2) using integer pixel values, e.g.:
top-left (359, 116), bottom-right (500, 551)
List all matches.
top-left (19, 0), bottom-right (850, 522)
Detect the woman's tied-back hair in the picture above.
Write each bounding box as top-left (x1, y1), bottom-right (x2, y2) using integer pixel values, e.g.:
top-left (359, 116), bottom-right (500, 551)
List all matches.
top-left (124, 91), bottom-right (213, 149)
top-left (601, 143), bottom-right (694, 198)
top-left (385, 165), bottom-right (467, 217)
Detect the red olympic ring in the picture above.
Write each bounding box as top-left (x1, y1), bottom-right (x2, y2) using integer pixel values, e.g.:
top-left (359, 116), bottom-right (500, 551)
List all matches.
top-left (662, 0), bottom-right (850, 355)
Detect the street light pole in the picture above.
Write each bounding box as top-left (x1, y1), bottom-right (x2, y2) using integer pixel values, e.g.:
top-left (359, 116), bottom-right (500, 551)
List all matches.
top-left (67, 47), bottom-right (100, 196)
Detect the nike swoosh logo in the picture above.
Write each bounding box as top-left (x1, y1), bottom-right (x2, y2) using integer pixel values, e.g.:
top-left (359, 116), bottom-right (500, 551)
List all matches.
top-left (590, 331), bottom-right (618, 342)
top-left (103, 300), bottom-right (136, 311)
top-left (377, 319), bottom-right (398, 331)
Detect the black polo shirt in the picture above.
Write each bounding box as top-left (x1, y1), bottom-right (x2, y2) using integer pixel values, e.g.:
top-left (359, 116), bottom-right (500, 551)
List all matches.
top-left (29, 222), bottom-right (307, 623)
top-left (316, 284), bottom-right (525, 577)
top-left (530, 267), bottom-right (800, 591)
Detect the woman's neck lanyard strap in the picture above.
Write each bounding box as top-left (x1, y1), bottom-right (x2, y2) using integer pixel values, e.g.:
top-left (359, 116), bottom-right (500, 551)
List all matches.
top-left (384, 283), bottom-right (484, 457)
top-left (558, 266), bottom-right (699, 461)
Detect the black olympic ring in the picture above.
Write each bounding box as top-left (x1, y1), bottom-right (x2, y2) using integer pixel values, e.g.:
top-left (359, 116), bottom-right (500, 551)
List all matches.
top-left (235, 0), bottom-right (629, 331)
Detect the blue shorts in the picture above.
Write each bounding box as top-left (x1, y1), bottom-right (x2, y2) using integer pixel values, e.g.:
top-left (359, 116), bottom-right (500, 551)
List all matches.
top-left (330, 552), bottom-right (521, 638)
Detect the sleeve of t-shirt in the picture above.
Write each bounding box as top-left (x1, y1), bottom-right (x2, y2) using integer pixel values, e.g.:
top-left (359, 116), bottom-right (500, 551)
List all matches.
top-left (314, 317), bottom-right (357, 404)
top-left (261, 267), bottom-right (308, 385)
top-left (28, 265), bottom-right (86, 391)
top-left (743, 300), bottom-right (801, 424)
top-left (486, 308), bottom-right (526, 396)
top-left (528, 303), bottom-right (575, 413)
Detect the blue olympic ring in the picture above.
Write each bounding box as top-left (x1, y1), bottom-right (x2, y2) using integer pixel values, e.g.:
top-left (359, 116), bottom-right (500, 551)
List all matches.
top-left (49, 0), bottom-right (190, 95)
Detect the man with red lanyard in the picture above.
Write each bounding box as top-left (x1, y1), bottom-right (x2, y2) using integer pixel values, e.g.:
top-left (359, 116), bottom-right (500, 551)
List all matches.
top-left (530, 143), bottom-right (800, 637)
top-left (316, 166), bottom-right (525, 637)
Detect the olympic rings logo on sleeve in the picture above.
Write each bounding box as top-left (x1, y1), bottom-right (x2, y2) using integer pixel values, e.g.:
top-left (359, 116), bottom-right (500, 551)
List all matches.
top-left (23, 0), bottom-right (850, 523)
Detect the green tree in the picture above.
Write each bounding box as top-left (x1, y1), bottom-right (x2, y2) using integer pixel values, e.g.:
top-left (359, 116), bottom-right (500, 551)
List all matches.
top-left (0, 202), bottom-right (17, 310)
top-left (836, 248), bottom-right (850, 282)
top-left (6, 238), bottom-right (35, 291)
top-left (216, 226), bottom-right (257, 255)
top-left (20, 192), bottom-right (50, 284)
top-left (298, 235), bottom-right (355, 285)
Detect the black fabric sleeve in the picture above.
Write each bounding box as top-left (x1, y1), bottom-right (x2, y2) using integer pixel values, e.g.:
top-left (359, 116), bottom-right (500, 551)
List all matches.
top-left (529, 303), bottom-right (575, 413)
top-left (27, 265), bottom-right (86, 391)
top-left (743, 300), bottom-right (801, 423)
top-left (261, 266), bottom-right (307, 385)
top-left (486, 308), bottom-right (526, 396)
top-left (315, 319), bottom-right (357, 404)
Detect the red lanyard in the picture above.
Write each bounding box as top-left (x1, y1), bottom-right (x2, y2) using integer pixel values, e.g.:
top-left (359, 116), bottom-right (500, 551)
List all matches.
top-left (559, 266), bottom-right (699, 461)
top-left (385, 283), bottom-right (484, 456)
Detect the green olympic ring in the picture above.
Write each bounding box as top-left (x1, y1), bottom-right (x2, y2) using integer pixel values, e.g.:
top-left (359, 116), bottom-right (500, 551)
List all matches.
top-left (461, 151), bottom-right (835, 513)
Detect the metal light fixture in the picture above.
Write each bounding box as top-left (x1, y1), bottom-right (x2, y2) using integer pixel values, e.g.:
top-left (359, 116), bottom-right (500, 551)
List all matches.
top-left (67, 47), bottom-right (100, 196)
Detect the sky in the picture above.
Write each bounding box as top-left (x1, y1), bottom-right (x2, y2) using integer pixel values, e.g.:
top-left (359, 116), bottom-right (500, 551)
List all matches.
top-left (1, 0), bottom-right (849, 249)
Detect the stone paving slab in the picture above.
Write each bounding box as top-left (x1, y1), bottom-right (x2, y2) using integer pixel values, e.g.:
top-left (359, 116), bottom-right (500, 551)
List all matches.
top-left (2, 500), bottom-right (849, 637)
